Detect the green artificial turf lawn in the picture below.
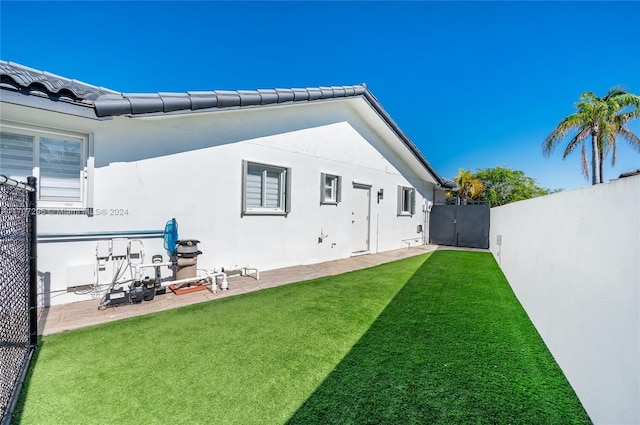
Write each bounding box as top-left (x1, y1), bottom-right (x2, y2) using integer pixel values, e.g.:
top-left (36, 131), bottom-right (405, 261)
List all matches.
top-left (13, 251), bottom-right (591, 424)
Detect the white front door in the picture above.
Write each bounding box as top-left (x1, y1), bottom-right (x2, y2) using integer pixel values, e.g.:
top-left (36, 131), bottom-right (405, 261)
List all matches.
top-left (351, 185), bottom-right (371, 254)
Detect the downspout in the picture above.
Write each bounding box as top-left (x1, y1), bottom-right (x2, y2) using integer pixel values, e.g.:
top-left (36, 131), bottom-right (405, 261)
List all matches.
top-left (376, 213), bottom-right (379, 253)
top-left (423, 203), bottom-right (428, 245)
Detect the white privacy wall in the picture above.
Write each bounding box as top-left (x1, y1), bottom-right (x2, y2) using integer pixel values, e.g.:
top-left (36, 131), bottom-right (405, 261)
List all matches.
top-left (489, 175), bottom-right (640, 425)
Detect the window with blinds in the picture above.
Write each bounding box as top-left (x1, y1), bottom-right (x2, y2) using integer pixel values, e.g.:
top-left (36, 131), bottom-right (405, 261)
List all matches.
top-left (0, 132), bottom-right (34, 182)
top-left (320, 173), bottom-right (341, 204)
top-left (0, 128), bottom-right (86, 206)
top-left (397, 185), bottom-right (416, 216)
top-left (242, 161), bottom-right (291, 215)
top-left (39, 137), bottom-right (82, 201)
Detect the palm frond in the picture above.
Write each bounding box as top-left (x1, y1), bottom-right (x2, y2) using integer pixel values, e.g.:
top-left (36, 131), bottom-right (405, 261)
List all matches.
top-left (599, 123), bottom-right (615, 151)
top-left (579, 92), bottom-right (597, 102)
top-left (618, 110), bottom-right (640, 123)
top-left (617, 127), bottom-right (640, 153)
top-left (611, 92), bottom-right (640, 109)
top-left (603, 86), bottom-right (627, 100)
top-left (562, 126), bottom-right (589, 158)
top-left (468, 179), bottom-right (485, 200)
top-left (543, 114), bottom-right (586, 156)
top-left (580, 142), bottom-right (589, 179)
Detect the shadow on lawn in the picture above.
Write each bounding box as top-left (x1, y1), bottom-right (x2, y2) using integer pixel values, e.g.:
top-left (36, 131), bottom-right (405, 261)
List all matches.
top-left (286, 250), bottom-right (591, 425)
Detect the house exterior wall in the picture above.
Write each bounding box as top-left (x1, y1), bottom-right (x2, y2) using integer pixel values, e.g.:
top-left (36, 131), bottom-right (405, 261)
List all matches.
top-left (1, 99), bottom-right (436, 306)
top-left (489, 175), bottom-right (640, 425)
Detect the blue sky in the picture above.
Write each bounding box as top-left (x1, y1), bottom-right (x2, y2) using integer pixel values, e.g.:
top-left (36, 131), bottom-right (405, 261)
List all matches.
top-left (1, 1), bottom-right (639, 191)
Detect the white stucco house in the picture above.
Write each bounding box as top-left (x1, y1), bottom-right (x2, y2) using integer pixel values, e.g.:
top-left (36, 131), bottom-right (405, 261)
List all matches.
top-left (0, 61), bottom-right (454, 306)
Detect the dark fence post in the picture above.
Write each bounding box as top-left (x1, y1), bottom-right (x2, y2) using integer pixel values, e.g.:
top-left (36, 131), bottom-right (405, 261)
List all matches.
top-left (27, 177), bottom-right (38, 348)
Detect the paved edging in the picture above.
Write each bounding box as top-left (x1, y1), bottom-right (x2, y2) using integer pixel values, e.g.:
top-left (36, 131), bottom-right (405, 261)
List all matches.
top-left (39, 245), bottom-right (439, 335)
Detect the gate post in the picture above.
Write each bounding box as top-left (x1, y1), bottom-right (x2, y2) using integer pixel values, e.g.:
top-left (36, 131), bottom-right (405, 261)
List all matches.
top-left (27, 177), bottom-right (38, 348)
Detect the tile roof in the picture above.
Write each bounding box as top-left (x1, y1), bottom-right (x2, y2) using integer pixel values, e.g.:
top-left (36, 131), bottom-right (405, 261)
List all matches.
top-left (0, 61), bottom-right (367, 117)
top-left (0, 60), bottom-right (454, 188)
top-left (618, 169), bottom-right (640, 179)
top-left (93, 85), bottom-right (367, 117)
top-left (0, 60), bottom-right (117, 104)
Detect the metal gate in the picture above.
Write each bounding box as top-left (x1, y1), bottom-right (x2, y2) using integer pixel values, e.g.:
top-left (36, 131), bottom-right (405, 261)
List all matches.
top-left (429, 203), bottom-right (490, 249)
top-left (0, 175), bottom-right (37, 425)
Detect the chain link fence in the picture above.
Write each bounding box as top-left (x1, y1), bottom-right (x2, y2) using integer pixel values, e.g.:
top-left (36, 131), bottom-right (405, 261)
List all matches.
top-left (0, 175), bottom-right (37, 424)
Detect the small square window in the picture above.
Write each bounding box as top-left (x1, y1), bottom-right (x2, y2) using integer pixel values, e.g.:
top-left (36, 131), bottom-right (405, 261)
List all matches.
top-left (321, 173), bottom-right (341, 205)
top-left (397, 186), bottom-right (415, 216)
top-left (242, 160), bottom-right (291, 215)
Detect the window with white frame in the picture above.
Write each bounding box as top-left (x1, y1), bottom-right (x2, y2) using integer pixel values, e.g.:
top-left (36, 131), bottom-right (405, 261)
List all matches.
top-left (320, 173), bottom-right (341, 204)
top-left (0, 125), bottom-right (88, 208)
top-left (242, 160), bottom-right (291, 215)
top-left (397, 185), bottom-right (415, 216)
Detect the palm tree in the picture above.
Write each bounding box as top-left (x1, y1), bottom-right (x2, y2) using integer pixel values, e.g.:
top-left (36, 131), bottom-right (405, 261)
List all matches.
top-left (453, 169), bottom-right (485, 203)
top-left (543, 87), bottom-right (640, 184)
top-left (597, 91), bottom-right (640, 183)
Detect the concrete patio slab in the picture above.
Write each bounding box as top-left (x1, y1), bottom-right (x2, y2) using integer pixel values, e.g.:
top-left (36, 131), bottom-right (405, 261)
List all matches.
top-left (38, 245), bottom-right (443, 336)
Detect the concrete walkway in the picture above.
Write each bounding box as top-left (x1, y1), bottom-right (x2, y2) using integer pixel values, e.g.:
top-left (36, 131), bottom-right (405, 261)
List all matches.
top-left (38, 245), bottom-right (441, 336)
